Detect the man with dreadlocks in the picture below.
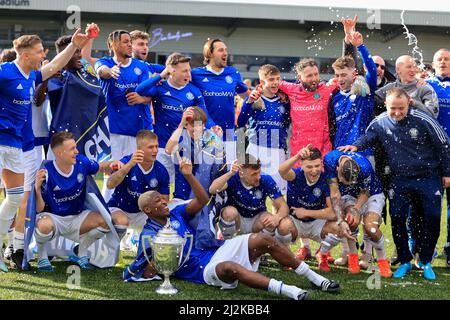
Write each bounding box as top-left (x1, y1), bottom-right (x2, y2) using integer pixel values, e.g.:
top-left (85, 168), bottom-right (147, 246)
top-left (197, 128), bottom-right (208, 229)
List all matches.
top-left (315, 148), bottom-right (391, 277)
top-left (93, 29), bottom-right (152, 201)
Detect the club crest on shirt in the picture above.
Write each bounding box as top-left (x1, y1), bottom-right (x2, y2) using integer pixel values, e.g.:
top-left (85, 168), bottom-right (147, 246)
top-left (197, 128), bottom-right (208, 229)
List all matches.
top-left (171, 220), bottom-right (180, 229)
top-left (279, 106), bottom-right (286, 114)
top-left (149, 178), bottom-right (158, 188)
top-left (409, 128), bottom-right (419, 139)
top-left (313, 187), bottom-right (322, 197)
top-left (134, 67), bottom-right (142, 76)
top-left (186, 92), bottom-right (195, 100)
top-left (254, 190), bottom-right (263, 200)
top-left (225, 75), bottom-right (233, 84)
top-left (77, 173), bottom-right (84, 183)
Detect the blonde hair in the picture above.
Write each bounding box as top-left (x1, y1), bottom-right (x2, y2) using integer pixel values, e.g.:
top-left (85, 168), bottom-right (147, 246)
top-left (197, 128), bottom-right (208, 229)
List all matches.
top-left (130, 30), bottom-right (150, 42)
top-left (258, 64), bottom-right (280, 78)
top-left (13, 35), bottom-right (42, 55)
top-left (138, 191), bottom-right (158, 212)
top-left (202, 38), bottom-right (223, 65)
top-left (332, 56), bottom-right (356, 71)
top-left (166, 52), bottom-right (191, 66)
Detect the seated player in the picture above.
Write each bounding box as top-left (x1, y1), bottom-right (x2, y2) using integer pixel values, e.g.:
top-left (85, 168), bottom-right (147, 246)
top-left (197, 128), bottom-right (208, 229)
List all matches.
top-left (323, 149), bottom-right (392, 277)
top-left (123, 158), bottom-right (340, 298)
top-left (277, 146), bottom-right (345, 272)
top-left (34, 132), bottom-right (120, 271)
top-left (107, 130), bottom-right (170, 242)
top-left (166, 106), bottom-right (224, 201)
top-left (209, 154), bottom-right (289, 239)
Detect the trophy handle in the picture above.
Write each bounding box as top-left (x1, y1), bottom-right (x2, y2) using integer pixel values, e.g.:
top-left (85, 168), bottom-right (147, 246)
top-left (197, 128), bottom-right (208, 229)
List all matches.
top-left (178, 233), bottom-right (194, 269)
top-left (141, 235), bottom-right (154, 266)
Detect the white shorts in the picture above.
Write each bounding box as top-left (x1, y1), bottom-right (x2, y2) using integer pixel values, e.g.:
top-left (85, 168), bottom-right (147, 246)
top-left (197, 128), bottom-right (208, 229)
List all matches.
top-left (290, 216), bottom-right (326, 243)
top-left (0, 145), bottom-right (24, 174)
top-left (203, 233), bottom-right (260, 289)
top-left (37, 210), bottom-right (92, 243)
top-left (157, 149), bottom-right (175, 184)
top-left (247, 143), bottom-right (287, 195)
top-left (110, 134), bottom-right (137, 161)
top-left (23, 148), bottom-right (38, 192)
top-left (239, 212), bottom-right (265, 235)
top-left (109, 207), bottom-right (148, 231)
top-left (342, 193), bottom-right (385, 216)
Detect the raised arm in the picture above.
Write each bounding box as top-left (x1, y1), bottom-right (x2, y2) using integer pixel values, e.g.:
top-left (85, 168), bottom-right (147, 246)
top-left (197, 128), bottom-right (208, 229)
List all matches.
top-left (278, 149), bottom-right (303, 181)
top-left (165, 108), bottom-right (194, 155)
top-left (209, 160), bottom-right (239, 194)
top-left (181, 158), bottom-right (210, 216)
top-left (81, 23), bottom-right (100, 67)
top-left (106, 151), bottom-right (143, 189)
top-left (41, 28), bottom-right (90, 81)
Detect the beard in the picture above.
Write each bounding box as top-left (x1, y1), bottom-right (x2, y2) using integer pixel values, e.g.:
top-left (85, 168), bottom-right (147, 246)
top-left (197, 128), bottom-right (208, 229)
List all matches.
top-left (303, 82), bottom-right (318, 92)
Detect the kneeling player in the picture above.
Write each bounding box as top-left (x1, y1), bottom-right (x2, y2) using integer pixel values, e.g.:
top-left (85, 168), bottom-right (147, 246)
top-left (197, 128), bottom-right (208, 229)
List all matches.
top-left (107, 130), bottom-right (170, 241)
top-left (323, 149), bottom-right (392, 277)
top-left (34, 132), bottom-right (119, 271)
top-left (209, 154), bottom-right (289, 239)
top-left (123, 158), bottom-right (340, 298)
top-left (277, 146), bottom-right (345, 272)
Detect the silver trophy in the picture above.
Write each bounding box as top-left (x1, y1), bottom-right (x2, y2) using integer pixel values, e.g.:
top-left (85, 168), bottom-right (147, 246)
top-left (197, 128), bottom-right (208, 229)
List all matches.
top-left (142, 221), bottom-right (193, 295)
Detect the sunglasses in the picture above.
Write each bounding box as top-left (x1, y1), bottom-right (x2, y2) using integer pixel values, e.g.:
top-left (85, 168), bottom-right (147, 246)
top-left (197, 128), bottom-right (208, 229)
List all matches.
top-left (375, 63), bottom-right (386, 70)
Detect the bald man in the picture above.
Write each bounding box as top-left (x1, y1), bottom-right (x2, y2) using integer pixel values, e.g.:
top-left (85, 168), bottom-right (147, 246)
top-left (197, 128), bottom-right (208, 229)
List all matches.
top-left (427, 48), bottom-right (450, 268)
top-left (375, 55), bottom-right (439, 118)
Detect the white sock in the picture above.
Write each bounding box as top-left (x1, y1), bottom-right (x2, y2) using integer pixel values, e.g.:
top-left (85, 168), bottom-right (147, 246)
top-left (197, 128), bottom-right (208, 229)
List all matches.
top-left (78, 227), bottom-right (109, 257)
top-left (7, 228), bottom-right (14, 247)
top-left (363, 234), bottom-right (373, 255)
top-left (320, 234), bottom-right (341, 254)
top-left (13, 231), bottom-right (24, 252)
top-left (34, 229), bottom-right (53, 260)
top-left (268, 279), bottom-right (305, 300)
top-left (295, 261), bottom-right (327, 287)
top-left (340, 238), bottom-right (349, 255)
top-left (371, 234), bottom-right (386, 260)
top-left (300, 238), bottom-right (310, 249)
top-left (348, 230), bottom-right (359, 253)
top-left (0, 187), bottom-right (24, 236)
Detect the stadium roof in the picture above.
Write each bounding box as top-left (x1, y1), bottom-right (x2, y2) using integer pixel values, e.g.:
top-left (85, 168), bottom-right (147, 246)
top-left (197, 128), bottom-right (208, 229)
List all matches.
top-left (2, 0), bottom-right (450, 27)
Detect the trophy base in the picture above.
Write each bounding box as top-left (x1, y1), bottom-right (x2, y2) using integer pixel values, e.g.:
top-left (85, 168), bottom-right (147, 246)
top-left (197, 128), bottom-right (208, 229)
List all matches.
top-left (155, 284), bottom-right (178, 295)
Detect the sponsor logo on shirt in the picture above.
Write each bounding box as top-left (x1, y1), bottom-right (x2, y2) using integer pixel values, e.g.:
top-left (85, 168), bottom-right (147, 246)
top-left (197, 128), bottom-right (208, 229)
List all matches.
top-left (16, 83), bottom-right (23, 90)
top-left (202, 77), bottom-right (209, 82)
top-left (164, 91), bottom-right (172, 96)
top-left (202, 91), bottom-right (234, 97)
top-left (13, 98), bottom-right (31, 105)
top-left (161, 103), bottom-right (183, 112)
top-left (53, 185), bottom-right (61, 191)
top-left (292, 104), bottom-right (324, 111)
top-left (114, 82), bottom-right (138, 89)
top-left (127, 187), bottom-right (141, 198)
top-left (54, 189), bottom-right (83, 203)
